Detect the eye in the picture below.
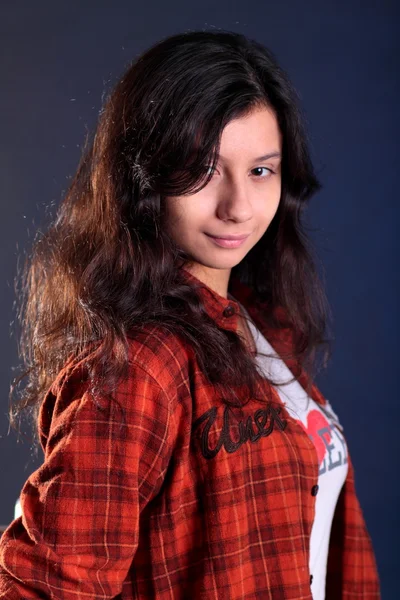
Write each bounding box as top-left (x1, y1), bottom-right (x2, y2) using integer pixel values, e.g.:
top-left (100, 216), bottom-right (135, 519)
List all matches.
top-left (252, 167), bottom-right (274, 177)
top-left (203, 165), bottom-right (276, 180)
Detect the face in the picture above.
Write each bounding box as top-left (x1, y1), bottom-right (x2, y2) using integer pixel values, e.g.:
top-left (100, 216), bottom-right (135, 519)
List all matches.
top-left (164, 104), bottom-right (283, 294)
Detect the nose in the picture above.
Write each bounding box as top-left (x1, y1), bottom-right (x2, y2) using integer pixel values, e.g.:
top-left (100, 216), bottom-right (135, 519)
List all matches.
top-left (216, 177), bottom-right (253, 223)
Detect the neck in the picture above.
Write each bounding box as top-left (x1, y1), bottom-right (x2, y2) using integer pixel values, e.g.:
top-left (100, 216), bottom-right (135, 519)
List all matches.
top-left (182, 264), bottom-right (232, 299)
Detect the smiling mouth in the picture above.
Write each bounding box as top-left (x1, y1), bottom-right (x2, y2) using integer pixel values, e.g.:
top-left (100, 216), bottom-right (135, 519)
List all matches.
top-left (204, 233), bottom-right (250, 248)
top-left (205, 233), bottom-right (251, 240)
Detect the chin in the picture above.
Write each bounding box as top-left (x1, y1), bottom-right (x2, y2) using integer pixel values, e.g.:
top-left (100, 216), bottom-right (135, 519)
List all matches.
top-left (195, 255), bottom-right (246, 270)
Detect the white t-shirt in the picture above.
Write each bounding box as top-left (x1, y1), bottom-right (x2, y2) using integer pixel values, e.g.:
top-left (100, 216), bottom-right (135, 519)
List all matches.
top-left (240, 304), bottom-right (348, 599)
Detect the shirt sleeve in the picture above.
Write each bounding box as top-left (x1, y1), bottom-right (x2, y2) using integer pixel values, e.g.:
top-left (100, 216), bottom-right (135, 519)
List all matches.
top-left (326, 451), bottom-right (381, 598)
top-left (0, 355), bottom-right (174, 599)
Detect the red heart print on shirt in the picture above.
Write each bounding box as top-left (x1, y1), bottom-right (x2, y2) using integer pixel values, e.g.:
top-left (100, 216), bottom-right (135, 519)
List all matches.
top-left (296, 410), bottom-right (331, 465)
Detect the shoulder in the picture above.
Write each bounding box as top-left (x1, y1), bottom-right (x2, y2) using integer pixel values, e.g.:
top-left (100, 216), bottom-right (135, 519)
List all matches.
top-left (46, 323), bottom-right (192, 424)
top-left (126, 323), bottom-right (193, 397)
top-left (39, 325), bottom-right (191, 452)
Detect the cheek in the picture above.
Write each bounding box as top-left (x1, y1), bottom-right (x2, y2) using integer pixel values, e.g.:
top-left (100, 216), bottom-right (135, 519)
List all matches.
top-left (171, 196), bottom-right (211, 227)
top-left (258, 190), bottom-right (280, 218)
top-left (163, 198), bottom-right (186, 234)
top-left (267, 179), bottom-right (282, 215)
top-left (163, 198), bottom-right (203, 246)
top-left (254, 189), bottom-right (281, 234)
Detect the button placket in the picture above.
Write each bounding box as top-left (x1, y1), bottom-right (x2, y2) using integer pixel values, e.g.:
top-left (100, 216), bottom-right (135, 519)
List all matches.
top-left (311, 484), bottom-right (319, 496)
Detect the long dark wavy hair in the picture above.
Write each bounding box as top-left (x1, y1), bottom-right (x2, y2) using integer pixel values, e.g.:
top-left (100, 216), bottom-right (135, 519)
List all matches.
top-left (9, 29), bottom-right (333, 449)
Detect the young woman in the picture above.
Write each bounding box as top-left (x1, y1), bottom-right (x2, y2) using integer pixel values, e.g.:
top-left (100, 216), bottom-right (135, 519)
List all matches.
top-left (0, 30), bottom-right (380, 599)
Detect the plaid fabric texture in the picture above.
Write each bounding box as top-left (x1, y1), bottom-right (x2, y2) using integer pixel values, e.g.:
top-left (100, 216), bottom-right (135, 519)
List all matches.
top-left (0, 267), bottom-right (380, 598)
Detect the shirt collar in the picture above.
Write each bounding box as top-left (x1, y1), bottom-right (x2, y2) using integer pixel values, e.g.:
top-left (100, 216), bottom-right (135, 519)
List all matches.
top-left (179, 266), bottom-right (251, 332)
top-left (179, 266), bottom-right (326, 407)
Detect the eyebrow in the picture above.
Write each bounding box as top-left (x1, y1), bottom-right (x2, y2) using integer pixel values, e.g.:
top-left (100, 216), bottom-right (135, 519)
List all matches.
top-left (218, 151), bottom-right (282, 162)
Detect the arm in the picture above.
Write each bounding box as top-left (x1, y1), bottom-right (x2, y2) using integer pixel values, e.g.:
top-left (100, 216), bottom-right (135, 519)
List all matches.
top-left (0, 356), bottom-right (174, 598)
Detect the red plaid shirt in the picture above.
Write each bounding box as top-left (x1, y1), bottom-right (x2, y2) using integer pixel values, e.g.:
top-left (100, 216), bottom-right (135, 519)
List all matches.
top-left (0, 268), bottom-right (380, 598)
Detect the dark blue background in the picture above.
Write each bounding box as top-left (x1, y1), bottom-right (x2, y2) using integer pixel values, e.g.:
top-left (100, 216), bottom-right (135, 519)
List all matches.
top-left (1, 1), bottom-right (398, 597)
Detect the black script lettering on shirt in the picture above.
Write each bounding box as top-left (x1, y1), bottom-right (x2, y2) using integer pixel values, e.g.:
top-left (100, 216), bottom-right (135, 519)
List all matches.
top-left (192, 404), bottom-right (287, 460)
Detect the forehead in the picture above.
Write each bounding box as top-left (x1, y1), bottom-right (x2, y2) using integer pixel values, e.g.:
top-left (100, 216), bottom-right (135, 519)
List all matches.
top-left (218, 106), bottom-right (282, 160)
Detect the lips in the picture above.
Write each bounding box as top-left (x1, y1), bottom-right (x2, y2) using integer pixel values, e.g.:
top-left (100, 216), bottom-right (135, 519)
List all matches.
top-left (206, 233), bottom-right (250, 240)
top-left (205, 234), bottom-right (250, 248)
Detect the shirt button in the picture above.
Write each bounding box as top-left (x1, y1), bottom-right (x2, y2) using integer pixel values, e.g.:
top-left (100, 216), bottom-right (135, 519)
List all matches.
top-left (311, 484), bottom-right (319, 496)
top-left (223, 304), bottom-right (235, 317)
top-left (310, 574), bottom-right (313, 585)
